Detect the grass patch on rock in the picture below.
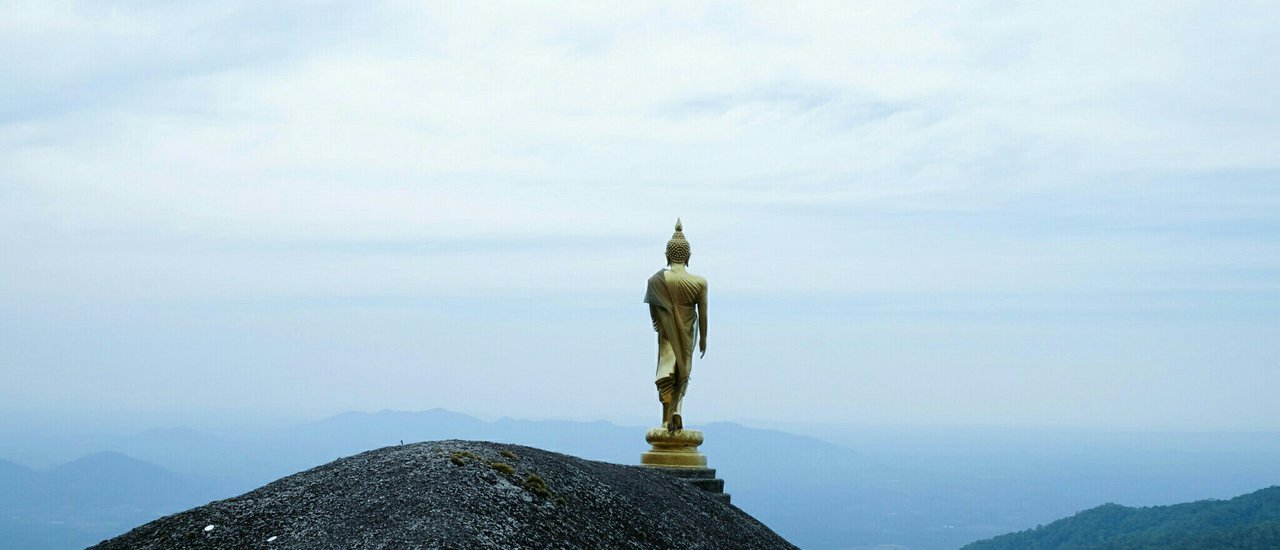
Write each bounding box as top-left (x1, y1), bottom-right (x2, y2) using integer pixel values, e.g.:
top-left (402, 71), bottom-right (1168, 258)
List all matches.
top-left (523, 474), bottom-right (551, 498)
top-left (450, 450), bottom-right (479, 466)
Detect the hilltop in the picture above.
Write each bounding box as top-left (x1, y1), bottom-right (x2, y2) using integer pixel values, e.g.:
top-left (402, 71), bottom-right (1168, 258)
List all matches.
top-left (90, 440), bottom-right (795, 549)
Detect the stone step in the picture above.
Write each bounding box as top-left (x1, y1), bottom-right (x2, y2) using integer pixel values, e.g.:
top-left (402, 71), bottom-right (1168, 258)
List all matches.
top-left (688, 477), bottom-right (725, 492)
top-left (645, 465), bottom-right (730, 503)
top-left (650, 466), bottom-right (717, 479)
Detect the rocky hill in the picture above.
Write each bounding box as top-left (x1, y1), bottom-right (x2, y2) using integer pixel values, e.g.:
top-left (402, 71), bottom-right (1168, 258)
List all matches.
top-left (90, 440), bottom-right (795, 549)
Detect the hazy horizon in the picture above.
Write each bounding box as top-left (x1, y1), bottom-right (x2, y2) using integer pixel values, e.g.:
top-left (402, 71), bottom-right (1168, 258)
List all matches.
top-left (5, 405), bottom-right (1280, 444)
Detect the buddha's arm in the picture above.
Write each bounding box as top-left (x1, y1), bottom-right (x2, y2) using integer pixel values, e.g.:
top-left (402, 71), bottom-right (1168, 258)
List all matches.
top-left (697, 285), bottom-right (708, 357)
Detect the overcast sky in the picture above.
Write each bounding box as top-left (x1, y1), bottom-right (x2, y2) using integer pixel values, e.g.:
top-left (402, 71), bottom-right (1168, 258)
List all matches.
top-left (2, 1), bottom-right (1278, 431)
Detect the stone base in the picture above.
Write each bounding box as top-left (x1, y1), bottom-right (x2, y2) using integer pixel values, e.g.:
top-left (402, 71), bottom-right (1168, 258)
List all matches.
top-left (640, 429), bottom-right (730, 503)
top-left (640, 428), bottom-right (707, 468)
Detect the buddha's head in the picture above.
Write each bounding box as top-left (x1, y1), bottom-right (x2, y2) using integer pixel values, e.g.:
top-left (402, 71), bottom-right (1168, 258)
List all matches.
top-left (665, 218), bottom-right (691, 266)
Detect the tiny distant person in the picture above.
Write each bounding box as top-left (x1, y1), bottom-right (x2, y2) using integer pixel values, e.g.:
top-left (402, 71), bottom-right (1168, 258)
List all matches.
top-left (644, 219), bottom-right (708, 432)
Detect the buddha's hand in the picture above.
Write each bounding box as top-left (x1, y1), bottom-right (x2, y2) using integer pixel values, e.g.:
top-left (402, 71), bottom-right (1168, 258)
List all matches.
top-left (699, 338), bottom-right (707, 358)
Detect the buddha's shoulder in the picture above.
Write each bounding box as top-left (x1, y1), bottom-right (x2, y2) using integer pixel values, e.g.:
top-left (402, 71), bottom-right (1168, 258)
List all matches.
top-left (661, 269), bottom-right (707, 286)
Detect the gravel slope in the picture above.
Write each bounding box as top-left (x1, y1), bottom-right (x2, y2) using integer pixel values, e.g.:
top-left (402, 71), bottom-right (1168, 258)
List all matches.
top-left (89, 440), bottom-right (796, 549)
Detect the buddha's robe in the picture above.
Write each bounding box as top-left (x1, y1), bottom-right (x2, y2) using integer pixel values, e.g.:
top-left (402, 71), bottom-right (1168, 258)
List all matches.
top-left (643, 268), bottom-right (707, 412)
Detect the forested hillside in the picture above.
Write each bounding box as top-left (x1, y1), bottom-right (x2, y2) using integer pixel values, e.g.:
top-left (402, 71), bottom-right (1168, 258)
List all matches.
top-left (963, 486), bottom-right (1280, 550)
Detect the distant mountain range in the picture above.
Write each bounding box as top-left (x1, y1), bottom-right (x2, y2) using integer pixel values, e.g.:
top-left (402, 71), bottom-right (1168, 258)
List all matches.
top-left (963, 485), bottom-right (1280, 549)
top-left (0, 452), bottom-right (226, 550)
top-left (3, 410), bottom-right (1280, 550)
